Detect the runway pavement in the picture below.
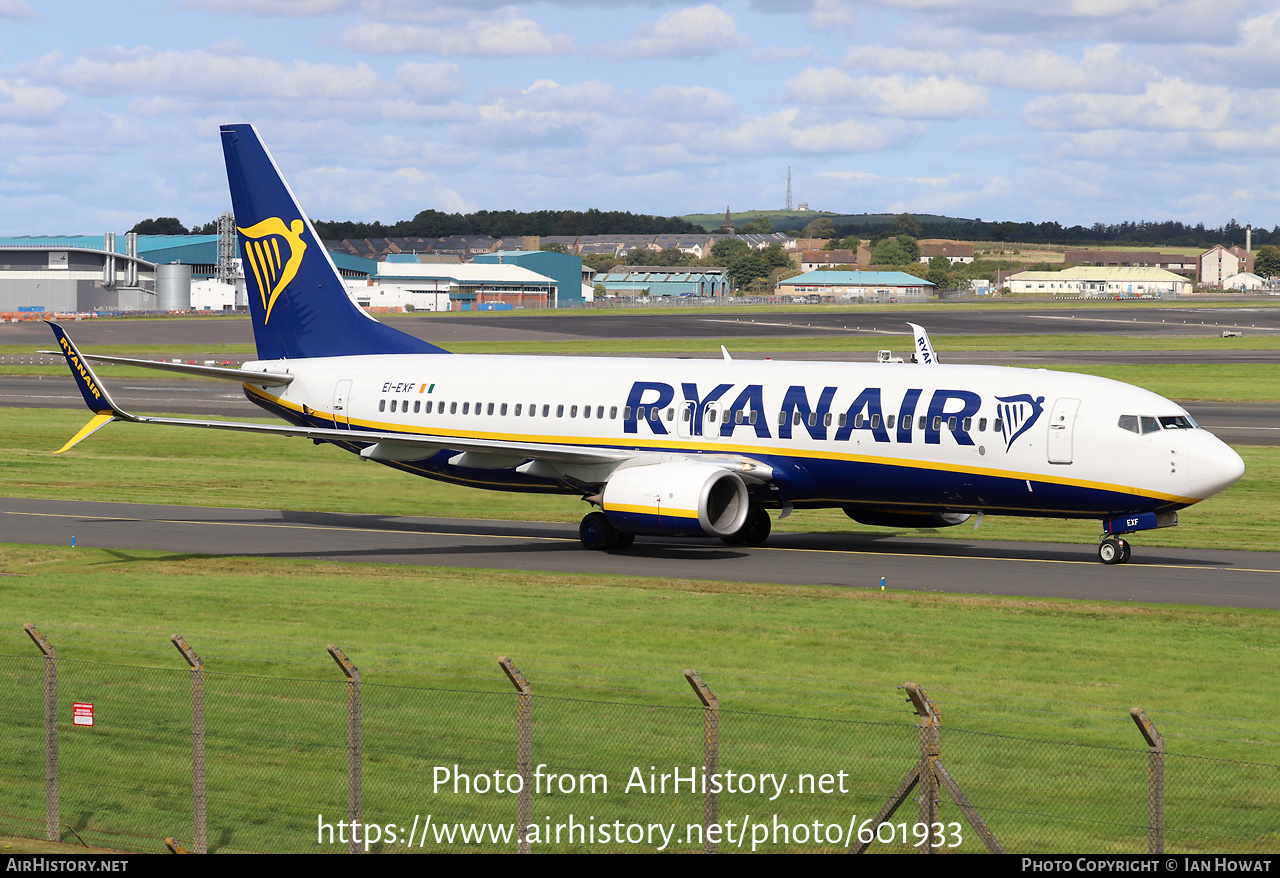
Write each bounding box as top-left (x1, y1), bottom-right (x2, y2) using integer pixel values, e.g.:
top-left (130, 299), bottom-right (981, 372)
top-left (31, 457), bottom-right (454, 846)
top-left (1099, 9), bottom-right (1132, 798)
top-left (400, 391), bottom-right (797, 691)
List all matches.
top-left (3, 496), bottom-right (1278, 610)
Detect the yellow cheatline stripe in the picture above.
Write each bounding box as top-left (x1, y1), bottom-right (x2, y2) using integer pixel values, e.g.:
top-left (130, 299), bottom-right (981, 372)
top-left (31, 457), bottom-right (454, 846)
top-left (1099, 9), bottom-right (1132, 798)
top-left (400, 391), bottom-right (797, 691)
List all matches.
top-left (604, 503), bottom-right (700, 519)
top-left (4, 508), bottom-right (1280, 574)
top-left (244, 386), bottom-right (1201, 506)
top-left (55, 412), bottom-right (116, 455)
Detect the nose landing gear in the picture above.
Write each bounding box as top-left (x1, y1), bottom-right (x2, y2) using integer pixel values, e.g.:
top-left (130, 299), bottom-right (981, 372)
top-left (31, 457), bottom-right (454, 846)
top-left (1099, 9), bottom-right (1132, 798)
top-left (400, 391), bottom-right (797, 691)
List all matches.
top-left (1098, 536), bottom-right (1131, 565)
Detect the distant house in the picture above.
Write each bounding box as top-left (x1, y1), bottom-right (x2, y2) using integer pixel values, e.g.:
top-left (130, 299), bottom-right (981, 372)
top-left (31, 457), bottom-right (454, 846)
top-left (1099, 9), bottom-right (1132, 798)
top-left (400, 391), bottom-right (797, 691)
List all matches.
top-left (799, 250), bottom-right (856, 271)
top-left (918, 241), bottom-right (974, 264)
top-left (1199, 245), bottom-right (1255, 286)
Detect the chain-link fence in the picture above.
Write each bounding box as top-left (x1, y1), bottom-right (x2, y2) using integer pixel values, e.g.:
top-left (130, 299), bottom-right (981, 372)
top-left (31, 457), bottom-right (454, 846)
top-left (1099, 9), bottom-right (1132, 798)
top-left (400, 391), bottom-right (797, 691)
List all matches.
top-left (1, 626), bottom-right (1276, 854)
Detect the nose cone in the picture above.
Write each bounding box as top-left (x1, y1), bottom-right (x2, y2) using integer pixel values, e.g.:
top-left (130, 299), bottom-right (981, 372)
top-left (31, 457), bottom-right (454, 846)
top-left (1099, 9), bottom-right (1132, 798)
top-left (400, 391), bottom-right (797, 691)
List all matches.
top-left (1188, 435), bottom-right (1245, 500)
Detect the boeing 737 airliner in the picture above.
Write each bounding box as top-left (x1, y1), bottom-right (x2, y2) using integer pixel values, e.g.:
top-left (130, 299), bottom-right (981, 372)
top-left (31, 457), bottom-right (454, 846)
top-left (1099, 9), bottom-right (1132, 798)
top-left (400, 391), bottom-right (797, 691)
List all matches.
top-left (48, 124), bottom-right (1245, 564)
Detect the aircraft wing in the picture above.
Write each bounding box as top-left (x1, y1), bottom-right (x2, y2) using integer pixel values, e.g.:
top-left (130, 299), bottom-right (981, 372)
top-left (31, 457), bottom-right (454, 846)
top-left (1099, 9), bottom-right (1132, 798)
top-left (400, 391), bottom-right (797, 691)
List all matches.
top-left (45, 321), bottom-right (629, 465)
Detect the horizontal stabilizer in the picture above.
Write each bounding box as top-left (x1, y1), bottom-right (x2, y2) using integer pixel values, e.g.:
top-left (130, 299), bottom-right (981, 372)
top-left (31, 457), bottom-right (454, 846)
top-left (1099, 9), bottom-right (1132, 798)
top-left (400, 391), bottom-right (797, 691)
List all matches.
top-left (37, 351), bottom-right (294, 385)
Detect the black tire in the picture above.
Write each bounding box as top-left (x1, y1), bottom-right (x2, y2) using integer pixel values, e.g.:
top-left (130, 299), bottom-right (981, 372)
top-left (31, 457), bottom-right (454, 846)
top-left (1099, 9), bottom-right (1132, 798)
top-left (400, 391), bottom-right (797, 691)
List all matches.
top-left (579, 512), bottom-right (614, 551)
top-left (1098, 538), bottom-right (1121, 565)
top-left (721, 507), bottom-right (772, 546)
top-left (1118, 539), bottom-right (1131, 564)
top-left (610, 531), bottom-right (635, 550)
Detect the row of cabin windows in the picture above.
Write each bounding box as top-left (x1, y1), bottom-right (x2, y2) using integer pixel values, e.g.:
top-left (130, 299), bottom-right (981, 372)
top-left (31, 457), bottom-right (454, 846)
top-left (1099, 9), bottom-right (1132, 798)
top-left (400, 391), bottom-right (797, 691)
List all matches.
top-left (377, 397), bottom-right (1003, 434)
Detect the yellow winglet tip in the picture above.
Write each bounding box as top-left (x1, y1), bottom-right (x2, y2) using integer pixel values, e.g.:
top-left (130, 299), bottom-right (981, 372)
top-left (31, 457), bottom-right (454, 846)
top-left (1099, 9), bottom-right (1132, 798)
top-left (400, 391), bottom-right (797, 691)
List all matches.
top-left (56, 412), bottom-right (116, 454)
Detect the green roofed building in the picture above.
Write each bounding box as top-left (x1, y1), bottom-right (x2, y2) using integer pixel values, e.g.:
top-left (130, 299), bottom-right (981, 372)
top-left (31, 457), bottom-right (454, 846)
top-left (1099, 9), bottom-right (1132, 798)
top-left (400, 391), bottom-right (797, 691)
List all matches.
top-left (775, 270), bottom-right (933, 303)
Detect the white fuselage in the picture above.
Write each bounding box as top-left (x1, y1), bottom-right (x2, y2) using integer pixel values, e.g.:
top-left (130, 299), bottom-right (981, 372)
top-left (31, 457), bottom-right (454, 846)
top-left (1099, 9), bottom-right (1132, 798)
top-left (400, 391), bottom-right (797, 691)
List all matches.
top-left (241, 353), bottom-right (1245, 518)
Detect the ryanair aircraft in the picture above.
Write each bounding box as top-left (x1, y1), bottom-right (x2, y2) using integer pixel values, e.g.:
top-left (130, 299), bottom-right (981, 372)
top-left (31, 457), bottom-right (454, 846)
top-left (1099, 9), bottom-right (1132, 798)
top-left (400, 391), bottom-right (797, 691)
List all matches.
top-left (49, 124), bottom-right (1245, 565)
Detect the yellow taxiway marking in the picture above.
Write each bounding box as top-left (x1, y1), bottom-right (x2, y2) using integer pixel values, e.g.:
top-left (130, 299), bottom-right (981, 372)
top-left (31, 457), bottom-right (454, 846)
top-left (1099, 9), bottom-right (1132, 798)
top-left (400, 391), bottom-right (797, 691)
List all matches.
top-left (5, 509), bottom-right (1280, 574)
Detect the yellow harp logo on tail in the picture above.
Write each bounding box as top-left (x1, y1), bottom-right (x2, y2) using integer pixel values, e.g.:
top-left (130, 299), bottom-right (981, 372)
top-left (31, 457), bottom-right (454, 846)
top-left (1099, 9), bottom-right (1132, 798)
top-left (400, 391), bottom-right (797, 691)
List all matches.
top-left (237, 217), bottom-right (307, 323)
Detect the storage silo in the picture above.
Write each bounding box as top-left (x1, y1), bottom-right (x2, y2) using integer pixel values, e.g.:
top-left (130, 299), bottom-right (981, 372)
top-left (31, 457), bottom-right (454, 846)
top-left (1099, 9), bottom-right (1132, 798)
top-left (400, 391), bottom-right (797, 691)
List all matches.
top-left (156, 262), bottom-right (192, 311)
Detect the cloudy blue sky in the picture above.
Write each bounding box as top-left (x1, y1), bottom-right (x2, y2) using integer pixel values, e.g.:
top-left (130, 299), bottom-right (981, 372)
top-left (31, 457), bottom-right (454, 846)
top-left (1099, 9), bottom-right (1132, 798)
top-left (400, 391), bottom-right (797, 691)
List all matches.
top-left (2, 0), bottom-right (1278, 234)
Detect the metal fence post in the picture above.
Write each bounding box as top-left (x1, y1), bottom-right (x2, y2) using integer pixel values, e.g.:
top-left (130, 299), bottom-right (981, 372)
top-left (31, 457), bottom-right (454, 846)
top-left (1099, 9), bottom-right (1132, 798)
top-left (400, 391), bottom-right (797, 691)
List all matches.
top-left (684, 670), bottom-right (719, 854)
top-left (905, 683), bottom-right (941, 854)
top-left (327, 645), bottom-right (362, 854)
top-left (499, 657), bottom-right (532, 854)
top-left (1130, 708), bottom-right (1165, 855)
top-left (24, 624), bottom-right (58, 843)
top-left (171, 636), bottom-right (206, 854)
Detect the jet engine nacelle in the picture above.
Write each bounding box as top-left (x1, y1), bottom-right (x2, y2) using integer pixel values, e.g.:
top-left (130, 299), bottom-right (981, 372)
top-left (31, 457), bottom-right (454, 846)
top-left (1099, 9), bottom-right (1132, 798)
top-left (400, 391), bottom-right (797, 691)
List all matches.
top-left (843, 508), bottom-right (971, 528)
top-left (602, 461), bottom-right (749, 537)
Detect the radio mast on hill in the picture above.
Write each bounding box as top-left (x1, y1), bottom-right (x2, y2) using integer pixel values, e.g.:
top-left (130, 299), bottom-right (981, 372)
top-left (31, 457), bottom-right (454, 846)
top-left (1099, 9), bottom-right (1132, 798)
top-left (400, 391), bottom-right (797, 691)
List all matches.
top-left (786, 166), bottom-right (793, 211)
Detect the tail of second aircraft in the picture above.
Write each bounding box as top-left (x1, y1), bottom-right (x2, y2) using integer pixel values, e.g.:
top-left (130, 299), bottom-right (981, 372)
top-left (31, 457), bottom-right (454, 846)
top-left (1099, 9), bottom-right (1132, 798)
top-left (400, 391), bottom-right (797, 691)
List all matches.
top-left (220, 123), bottom-right (448, 360)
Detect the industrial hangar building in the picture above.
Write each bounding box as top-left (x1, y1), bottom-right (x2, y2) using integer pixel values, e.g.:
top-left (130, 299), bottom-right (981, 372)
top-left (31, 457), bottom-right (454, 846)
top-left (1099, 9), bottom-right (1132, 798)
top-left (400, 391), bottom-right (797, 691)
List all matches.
top-left (775, 270), bottom-right (933, 302)
top-left (1005, 266), bottom-right (1191, 297)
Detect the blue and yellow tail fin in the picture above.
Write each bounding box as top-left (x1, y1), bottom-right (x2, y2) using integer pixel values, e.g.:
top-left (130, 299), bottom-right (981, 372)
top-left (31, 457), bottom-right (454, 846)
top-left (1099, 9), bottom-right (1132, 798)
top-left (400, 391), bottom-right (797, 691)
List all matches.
top-left (220, 124), bottom-right (449, 360)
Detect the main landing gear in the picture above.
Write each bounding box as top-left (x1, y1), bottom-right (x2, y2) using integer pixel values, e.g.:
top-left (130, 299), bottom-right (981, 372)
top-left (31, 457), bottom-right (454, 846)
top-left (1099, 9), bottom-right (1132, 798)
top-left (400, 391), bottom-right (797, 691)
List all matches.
top-left (579, 512), bottom-right (634, 551)
top-left (721, 507), bottom-right (772, 546)
top-left (1098, 536), bottom-right (1131, 565)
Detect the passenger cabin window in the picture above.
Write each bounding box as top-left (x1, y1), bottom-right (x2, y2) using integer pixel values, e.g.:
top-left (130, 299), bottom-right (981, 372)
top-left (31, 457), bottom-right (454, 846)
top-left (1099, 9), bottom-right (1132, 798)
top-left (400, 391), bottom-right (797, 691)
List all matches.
top-left (450, 402), bottom-right (458, 414)
top-left (487, 403), bottom-right (495, 415)
top-left (542, 405), bottom-right (550, 417)
top-left (414, 401), bottom-right (421, 414)
top-left (514, 404), bottom-right (521, 416)
top-left (977, 417), bottom-right (986, 431)
top-left (597, 406), bottom-right (605, 419)
top-left (993, 418), bottom-right (1003, 432)
top-left (390, 400), bottom-right (398, 412)
top-left (501, 403), bottom-right (508, 416)
top-left (886, 414), bottom-right (895, 430)
top-left (557, 405), bottom-right (565, 418)
top-left (919, 415), bottom-right (927, 430)
top-left (610, 406), bottom-right (618, 419)
top-left (462, 402), bottom-right (469, 415)
top-left (570, 405), bottom-right (578, 418)
top-left (426, 401), bottom-right (433, 414)
top-left (379, 400), bottom-right (386, 412)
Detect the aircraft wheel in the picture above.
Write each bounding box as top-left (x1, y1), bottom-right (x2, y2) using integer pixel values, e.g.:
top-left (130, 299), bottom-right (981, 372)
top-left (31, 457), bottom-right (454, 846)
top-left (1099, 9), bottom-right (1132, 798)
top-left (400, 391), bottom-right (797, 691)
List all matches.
top-left (579, 512), bottom-right (615, 551)
top-left (610, 531), bottom-right (635, 550)
top-left (1098, 538), bottom-right (1122, 565)
top-left (721, 507), bottom-right (772, 546)
top-left (1118, 539), bottom-right (1131, 564)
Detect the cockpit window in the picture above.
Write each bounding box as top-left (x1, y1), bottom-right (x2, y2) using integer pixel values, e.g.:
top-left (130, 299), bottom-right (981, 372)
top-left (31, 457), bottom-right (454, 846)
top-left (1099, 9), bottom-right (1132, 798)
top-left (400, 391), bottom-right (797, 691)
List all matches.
top-left (1119, 415), bottom-right (1166, 434)
top-left (1159, 415), bottom-right (1196, 430)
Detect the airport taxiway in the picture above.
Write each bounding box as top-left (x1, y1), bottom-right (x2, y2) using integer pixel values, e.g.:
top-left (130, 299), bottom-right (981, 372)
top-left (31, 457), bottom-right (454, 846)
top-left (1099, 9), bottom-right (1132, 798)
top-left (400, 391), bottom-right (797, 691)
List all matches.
top-left (2, 497), bottom-right (1278, 610)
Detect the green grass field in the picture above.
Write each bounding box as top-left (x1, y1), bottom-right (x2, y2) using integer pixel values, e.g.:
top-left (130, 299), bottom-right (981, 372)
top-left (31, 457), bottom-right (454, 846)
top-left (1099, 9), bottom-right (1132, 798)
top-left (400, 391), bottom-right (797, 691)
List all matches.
top-left (1, 547), bottom-right (1276, 853)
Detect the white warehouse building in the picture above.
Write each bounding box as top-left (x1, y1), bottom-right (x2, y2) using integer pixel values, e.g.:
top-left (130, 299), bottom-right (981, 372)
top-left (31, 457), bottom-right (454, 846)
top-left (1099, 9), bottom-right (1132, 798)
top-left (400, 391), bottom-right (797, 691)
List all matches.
top-left (1005, 266), bottom-right (1190, 298)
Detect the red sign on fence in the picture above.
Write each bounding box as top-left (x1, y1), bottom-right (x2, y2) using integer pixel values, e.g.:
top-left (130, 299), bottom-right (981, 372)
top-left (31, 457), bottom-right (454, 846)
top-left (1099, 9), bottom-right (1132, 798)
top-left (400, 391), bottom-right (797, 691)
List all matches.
top-left (73, 702), bottom-right (94, 727)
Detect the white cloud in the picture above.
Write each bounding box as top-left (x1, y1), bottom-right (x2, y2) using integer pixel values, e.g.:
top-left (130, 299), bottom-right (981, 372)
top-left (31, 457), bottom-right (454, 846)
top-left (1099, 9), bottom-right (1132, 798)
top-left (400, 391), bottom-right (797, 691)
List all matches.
top-left (0, 78), bottom-right (69, 121)
top-left (342, 15), bottom-right (573, 56)
top-left (29, 47), bottom-right (383, 101)
top-left (394, 61), bottom-right (467, 101)
top-left (0, 0), bottom-right (37, 20)
top-left (843, 43), bottom-right (1154, 94)
top-left (1024, 78), bottom-right (1233, 132)
top-left (610, 5), bottom-right (748, 60)
top-left (786, 68), bottom-right (989, 119)
top-left (180, 0), bottom-right (354, 16)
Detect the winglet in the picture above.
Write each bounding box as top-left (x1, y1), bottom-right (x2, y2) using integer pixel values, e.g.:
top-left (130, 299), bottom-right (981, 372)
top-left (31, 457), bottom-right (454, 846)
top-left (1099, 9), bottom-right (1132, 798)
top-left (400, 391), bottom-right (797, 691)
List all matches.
top-left (907, 322), bottom-right (939, 365)
top-left (46, 321), bottom-right (130, 452)
top-left (55, 412), bottom-right (117, 454)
